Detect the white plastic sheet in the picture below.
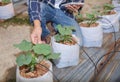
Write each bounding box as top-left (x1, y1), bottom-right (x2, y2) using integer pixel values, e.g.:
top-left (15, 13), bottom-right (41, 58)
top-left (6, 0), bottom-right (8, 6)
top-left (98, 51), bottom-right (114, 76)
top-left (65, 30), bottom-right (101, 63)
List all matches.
top-left (100, 12), bottom-right (120, 33)
top-left (112, 0), bottom-right (120, 11)
top-left (80, 22), bottom-right (103, 47)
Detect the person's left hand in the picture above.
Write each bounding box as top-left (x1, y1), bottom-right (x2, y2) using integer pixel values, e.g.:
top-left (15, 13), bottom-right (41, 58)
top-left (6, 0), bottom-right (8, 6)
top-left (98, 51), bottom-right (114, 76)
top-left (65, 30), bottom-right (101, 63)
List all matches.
top-left (65, 4), bottom-right (82, 13)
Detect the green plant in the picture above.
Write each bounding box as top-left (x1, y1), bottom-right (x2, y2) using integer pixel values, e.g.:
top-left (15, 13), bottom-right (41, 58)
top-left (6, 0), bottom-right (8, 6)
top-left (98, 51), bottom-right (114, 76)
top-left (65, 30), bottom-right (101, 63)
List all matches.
top-left (102, 3), bottom-right (114, 15)
top-left (0, 0), bottom-right (11, 5)
top-left (0, 0), bottom-right (11, 6)
top-left (0, 16), bottom-right (30, 28)
top-left (1, 0), bottom-right (11, 3)
top-left (55, 25), bottom-right (76, 44)
top-left (75, 14), bottom-right (84, 23)
top-left (85, 13), bottom-right (99, 27)
top-left (76, 11), bottom-right (99, 27)
top-left (14, 40), bottom-right (60, 72)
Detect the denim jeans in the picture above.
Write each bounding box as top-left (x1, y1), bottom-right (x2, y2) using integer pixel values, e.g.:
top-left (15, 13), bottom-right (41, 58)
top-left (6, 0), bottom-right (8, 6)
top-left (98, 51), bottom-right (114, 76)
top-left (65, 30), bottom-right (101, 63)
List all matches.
top-left (40, 3), bottom-right (83, 46)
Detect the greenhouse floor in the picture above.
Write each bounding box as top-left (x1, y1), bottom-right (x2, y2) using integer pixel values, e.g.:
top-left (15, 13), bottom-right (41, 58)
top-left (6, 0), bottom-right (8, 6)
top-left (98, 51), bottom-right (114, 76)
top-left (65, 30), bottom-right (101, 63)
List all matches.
top-left (0, 1), bottom-right (120, 82)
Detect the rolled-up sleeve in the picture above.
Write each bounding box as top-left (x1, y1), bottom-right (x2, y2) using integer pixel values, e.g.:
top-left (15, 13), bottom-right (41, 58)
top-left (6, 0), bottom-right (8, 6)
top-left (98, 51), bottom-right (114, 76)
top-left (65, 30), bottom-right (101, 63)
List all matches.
top-left (28, 0), bottom-right (41, 24)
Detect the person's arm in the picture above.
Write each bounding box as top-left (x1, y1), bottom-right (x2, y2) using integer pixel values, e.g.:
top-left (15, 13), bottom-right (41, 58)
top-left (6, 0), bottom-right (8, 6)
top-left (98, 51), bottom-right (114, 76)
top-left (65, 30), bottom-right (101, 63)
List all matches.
top-left (28, 0), bottom-right (44, 44)
top-left (31, 20), bottom-right (45, 44)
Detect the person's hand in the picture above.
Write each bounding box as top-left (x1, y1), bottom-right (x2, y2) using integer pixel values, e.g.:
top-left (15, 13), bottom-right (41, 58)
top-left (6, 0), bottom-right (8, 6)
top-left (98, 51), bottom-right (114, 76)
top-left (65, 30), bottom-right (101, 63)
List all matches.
top-left (65, 4), bottom-right (83, 13)
top-left (31, 27), bottom-right (45, 44)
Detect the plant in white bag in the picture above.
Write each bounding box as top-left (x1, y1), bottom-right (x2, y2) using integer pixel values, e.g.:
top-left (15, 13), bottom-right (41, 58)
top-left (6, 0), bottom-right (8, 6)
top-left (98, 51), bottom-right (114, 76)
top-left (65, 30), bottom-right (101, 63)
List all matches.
top-left (102, 3), bottom-right (115, 15)
top-left (75, 14), bottom-right (84, 23)
top-left (100, 3), bottom-right (120, 33)
top-left (0, 0), bottom-right (15, 19)
top-left (51, 25), bottom-right (80, 68)
top-left (79, 12), bottom-right (103, 47)
top-left (55, 25), bottom-right (77, 45)
top-left (14, 40), bottom-right (60, 82)
top-left (79, 12), bottom-right (99, 27)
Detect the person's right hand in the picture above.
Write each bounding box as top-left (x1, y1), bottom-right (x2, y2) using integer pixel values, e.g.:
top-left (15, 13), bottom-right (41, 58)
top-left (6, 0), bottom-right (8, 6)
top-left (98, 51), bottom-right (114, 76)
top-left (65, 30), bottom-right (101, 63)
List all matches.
top-left (31, 27), bottom-right (45, 44)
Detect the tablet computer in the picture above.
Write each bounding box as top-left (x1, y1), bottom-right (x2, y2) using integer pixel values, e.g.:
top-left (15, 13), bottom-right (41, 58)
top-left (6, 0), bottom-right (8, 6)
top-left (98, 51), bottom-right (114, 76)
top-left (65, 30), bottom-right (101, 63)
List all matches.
top-left (61, 2), bottom-right (84, 6)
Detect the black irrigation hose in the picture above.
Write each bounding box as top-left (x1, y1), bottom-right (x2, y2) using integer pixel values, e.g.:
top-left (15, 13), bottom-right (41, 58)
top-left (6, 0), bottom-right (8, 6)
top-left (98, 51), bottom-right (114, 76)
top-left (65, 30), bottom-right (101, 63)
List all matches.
top-left (38, 12), bottom-right (120, 82)
top-left (86, 16), bottom-right (120, 81)
top-left (81, 47), bottom-right (99, 75)
top-left (95, 17), bottom-right (117, 67)
top-left (78, 16), bottom-right (118, 78)
top-left (78, 15), bottom-right (119, 80)
top-left (39, 63), bottom-right (60, 82)
top-left (78, 45), bottom-right (99, 77)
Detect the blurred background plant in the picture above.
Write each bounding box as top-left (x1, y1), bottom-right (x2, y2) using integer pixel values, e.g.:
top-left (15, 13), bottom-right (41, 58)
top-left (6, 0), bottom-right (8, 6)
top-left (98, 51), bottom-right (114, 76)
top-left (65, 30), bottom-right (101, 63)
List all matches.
top-left (0, 15), bottom-right (30, 28)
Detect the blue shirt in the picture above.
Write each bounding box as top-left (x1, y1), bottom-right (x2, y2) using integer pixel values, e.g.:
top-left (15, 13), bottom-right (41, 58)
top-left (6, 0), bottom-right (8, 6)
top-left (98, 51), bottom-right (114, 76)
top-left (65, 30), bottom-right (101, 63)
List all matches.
top-left (28, 0), bottom-right (84, 24)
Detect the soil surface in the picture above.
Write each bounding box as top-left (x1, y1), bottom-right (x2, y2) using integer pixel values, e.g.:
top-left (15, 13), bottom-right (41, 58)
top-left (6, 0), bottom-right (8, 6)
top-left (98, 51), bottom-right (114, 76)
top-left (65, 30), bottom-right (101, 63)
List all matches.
top-left (80, 22), bottom-right (99, 27)
top-left (19, 61), bottom-right (50, 78)
top-left (58, 37), bottom-right (77, 45)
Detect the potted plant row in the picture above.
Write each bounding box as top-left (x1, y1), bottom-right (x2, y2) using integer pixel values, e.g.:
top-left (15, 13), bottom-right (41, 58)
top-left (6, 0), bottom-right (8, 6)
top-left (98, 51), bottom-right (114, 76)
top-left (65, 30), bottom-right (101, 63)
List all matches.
top-left (77, 12), bottom-right (103, 47)
top-left (51, 25), bottom-right (80, 68)
top-left (14, 40), bottom-right (60, 82)
top-left (0, 0), bottom-right (15, 19)
top-left (112, 0), bottom-right (120, 11)
top-left (99, 3), bottom-right (120, 33)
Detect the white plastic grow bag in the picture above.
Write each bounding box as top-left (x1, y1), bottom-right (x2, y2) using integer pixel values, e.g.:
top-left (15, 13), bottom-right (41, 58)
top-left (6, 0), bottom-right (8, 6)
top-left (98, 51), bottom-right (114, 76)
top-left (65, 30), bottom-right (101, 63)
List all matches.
top-left (51, 35), bottom-right (80, 68)
top-left (112, 0), bottom-right (120, 12)
top-left (100, 12), bottom-right (120, 33)
top-left (80, 22), bottom-right (103, 47)
top-left (16, 61), bottom-right (53, 82)
top-left (0, 2), bottom-right (15, 19)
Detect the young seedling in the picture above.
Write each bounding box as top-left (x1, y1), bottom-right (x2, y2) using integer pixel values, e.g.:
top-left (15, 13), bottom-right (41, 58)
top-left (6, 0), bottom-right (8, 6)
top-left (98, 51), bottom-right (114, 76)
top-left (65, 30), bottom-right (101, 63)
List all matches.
top-left (102, 3), bottom-right (115, 15)
top-left (55, 25), bottom-right (76, 45)
top-left (15, 40), bottom-right (60, 72)
top-left (2, 0), bottom-right (11, 3)
top-left (85, 13), bottom-right (98, 27)
top-left (75, 14), bottom-right (84, 23)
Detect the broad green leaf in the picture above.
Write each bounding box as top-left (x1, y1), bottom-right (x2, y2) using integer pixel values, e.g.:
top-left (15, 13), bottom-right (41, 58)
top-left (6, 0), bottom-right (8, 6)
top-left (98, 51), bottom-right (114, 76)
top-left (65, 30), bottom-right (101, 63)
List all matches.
top-left (16, 54), bottom-right (25, 66)
top-left (58, 26), bottom-right (66, 35)
top-left (14, 40), bottom-right (32, 51)
top-left (16, 53), bottom-right (32, 66)
top-left (55, 25), bottom-right (75, 43)
top-left (31, 56), bottom-right (38, 64)
top-left (57, 25), bottom-right (74, 35)
top-left (64, 27), bottom-right (72, 35)
top-left (56, 24), bottom-right (62, 30)
top-left (24, 53), bottom-right (32, 65)
top-left (33, 44), bottom-right (51, 55)
top-left (46, 53), bottom-right (60, 60)
top-left (55, 34), bottom-right (64, 42)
